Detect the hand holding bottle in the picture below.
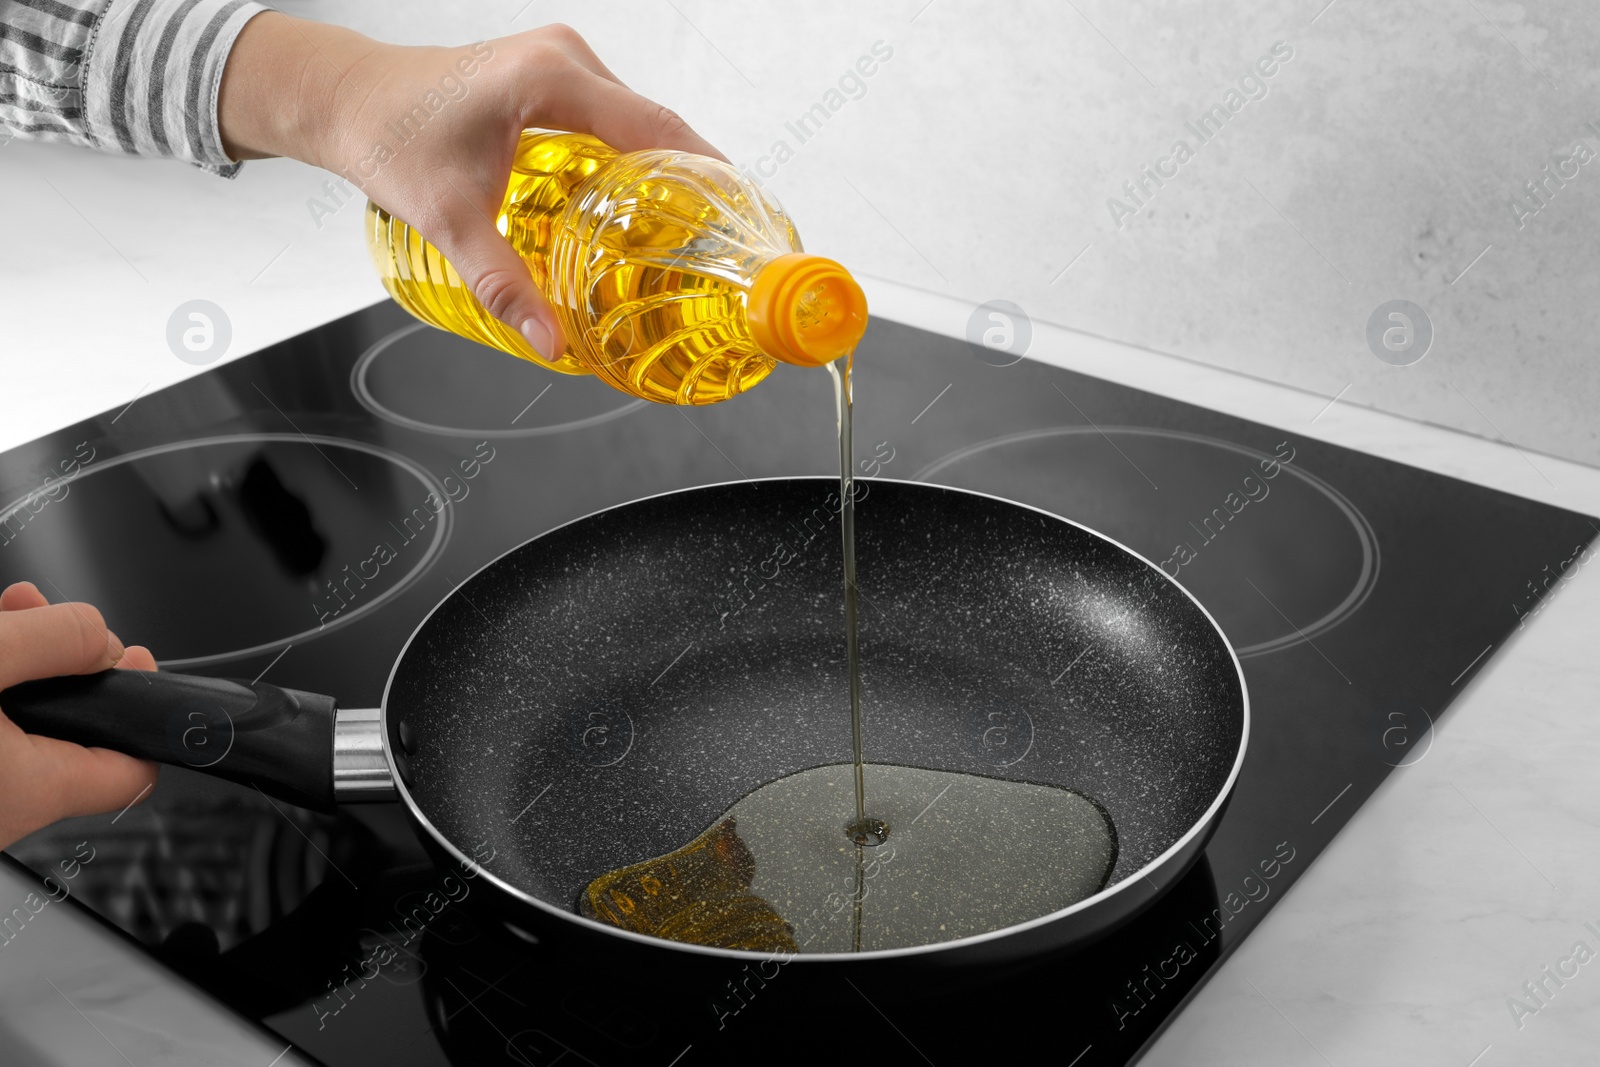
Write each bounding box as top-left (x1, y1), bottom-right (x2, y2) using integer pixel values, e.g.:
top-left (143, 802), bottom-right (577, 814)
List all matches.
top-left (218, 18), bottom-right (726, 363)
top-left (370, 131), bottom-right (869, 403)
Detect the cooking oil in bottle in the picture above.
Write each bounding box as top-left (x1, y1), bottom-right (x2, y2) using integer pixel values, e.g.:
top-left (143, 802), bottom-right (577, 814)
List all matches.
top-left (366, 130), bottom-right (868, 405)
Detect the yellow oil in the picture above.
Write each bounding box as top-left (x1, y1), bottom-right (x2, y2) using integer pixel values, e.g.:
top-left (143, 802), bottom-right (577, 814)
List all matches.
top-left (579, 818), bottom-right (799, 953)
top-left (367, 130), bottom-right (838, 405)
top-left (580, 765), bottom-right (1118, 953)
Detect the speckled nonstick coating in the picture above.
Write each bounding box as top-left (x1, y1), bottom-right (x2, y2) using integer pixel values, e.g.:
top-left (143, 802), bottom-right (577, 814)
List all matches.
top-left (384, 478), bottom-right (1247, 960)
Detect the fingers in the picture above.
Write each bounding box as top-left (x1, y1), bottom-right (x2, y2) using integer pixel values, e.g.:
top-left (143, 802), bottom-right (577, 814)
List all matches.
top-left (0, 583), bottom-right (151, 675)
top-left (0, 601), bottom-right (124, 691)
top-left (531, 67), bottom-right (728, 163)
top-left (0, 581), bottom-right (48, 611)
top-left (435, 208), bottom-right (568, 360)
top-left (115, 645), bottom-right (158, 672)
top-left (23, 733), bottom-right (158, 822)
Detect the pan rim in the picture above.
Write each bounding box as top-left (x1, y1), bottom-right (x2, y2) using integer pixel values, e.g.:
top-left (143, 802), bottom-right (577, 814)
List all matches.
top-left (379, 475), bottom-right (1252, 963)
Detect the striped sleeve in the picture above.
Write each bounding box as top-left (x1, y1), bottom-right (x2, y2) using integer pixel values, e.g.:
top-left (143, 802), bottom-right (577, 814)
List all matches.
top-left (1, 0), bottom-right (269, 177)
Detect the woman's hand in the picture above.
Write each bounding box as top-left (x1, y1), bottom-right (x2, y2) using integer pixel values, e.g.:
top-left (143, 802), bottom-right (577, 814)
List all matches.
top-left (218, 16), bottom-right (725, 362)
top-left (0, 582), bottom-right (159, 849)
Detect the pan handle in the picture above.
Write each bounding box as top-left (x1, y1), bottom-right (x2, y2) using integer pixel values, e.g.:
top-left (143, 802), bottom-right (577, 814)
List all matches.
top-left (0, 670), bottom-right (353, 812)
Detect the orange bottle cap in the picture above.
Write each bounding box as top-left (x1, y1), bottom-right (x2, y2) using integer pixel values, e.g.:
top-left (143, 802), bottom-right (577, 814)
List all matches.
top-left (747, 253), bottom-right (868, 367)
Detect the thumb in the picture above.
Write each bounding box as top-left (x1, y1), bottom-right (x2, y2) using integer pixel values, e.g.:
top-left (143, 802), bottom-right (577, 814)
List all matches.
top-left (435, 211), bottom-right (568, 363)
top-left (17, 732), bottom-right (158, 824)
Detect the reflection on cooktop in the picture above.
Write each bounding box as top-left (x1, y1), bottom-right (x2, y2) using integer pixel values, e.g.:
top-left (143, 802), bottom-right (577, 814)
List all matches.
top-left (276, 855), bottom-right (1222, 1067)
top-left (915, 427), bottom-right (1378, 656)
top-left (11, 783), bottom-right (338, 956)
top-left (353, 323), bottom-right (649, 437)
top-left (0, 434), bottom-right (450, 668)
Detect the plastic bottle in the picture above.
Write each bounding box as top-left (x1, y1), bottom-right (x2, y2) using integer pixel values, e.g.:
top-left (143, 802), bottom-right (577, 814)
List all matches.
top-left (365, 130), bottom-right (868, 405)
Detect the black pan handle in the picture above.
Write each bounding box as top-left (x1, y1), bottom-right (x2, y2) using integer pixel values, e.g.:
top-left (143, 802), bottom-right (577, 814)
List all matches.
top-left (0, 670), bottom-right (340, 812)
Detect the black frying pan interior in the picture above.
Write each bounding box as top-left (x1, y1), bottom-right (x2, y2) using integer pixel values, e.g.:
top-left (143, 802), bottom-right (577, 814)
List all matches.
top-left (387, 479), bottom-right (1244, 914)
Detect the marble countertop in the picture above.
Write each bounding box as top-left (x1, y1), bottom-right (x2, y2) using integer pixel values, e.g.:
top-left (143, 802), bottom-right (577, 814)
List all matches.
top-left (3, 3), bottom-right (1600, 1061)
top-left (0, 856), bottom-right (315, 1066)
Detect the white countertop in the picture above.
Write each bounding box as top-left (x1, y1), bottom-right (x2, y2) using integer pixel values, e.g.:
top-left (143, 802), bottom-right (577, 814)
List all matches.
top-left (4, 3), bottom-right (1600, 1062)
top-left (0, 858), bottom-right (315, 1067)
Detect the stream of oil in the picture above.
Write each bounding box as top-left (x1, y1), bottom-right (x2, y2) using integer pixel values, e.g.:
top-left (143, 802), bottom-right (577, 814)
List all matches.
top-left (824, 353), bottom-right (887, 851)
top-left (577, 357), bottom-right (1121, 952)
top-left (825, 353), bottom-right (887, 951)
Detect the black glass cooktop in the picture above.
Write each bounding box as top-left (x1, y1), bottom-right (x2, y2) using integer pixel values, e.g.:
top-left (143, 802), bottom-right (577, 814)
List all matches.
top-left (2, 304), bottom-right (1592, 1066)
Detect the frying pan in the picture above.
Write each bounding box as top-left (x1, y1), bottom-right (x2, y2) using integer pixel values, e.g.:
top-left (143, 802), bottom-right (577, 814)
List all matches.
top-left (2, 478), bottom-right (1247, 968)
